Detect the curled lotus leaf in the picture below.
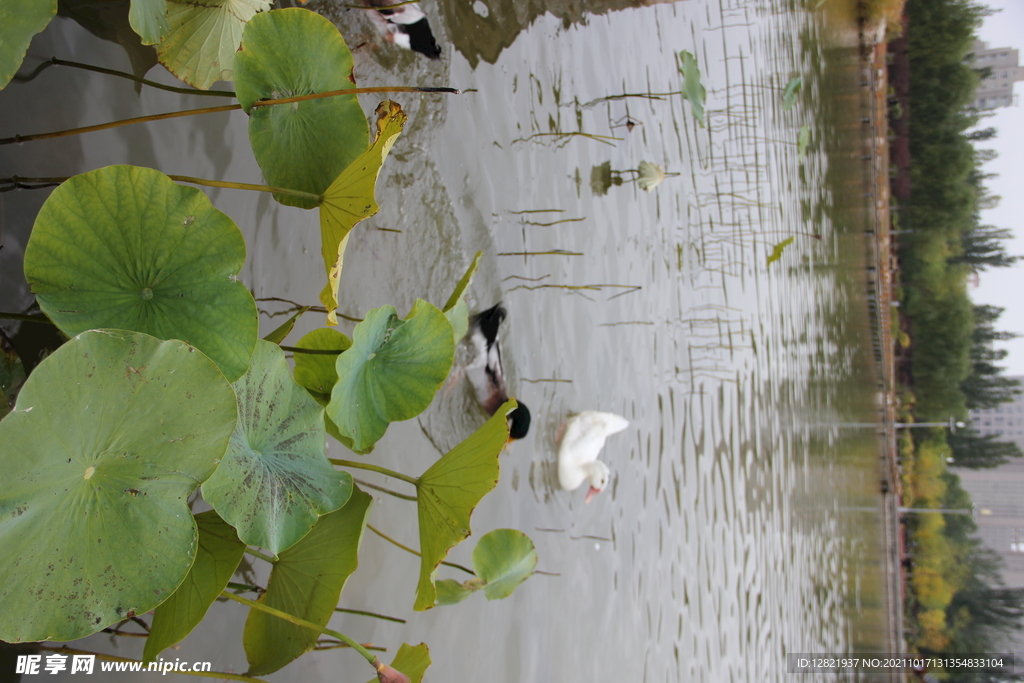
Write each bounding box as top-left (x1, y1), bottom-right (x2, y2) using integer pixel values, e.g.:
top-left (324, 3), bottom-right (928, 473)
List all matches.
top-left (413, 400), bottom-right (515, 610)
top-left (318, 101), bottom-right (407, 325)
top-left (23, 165), bottom-right (258, 382)
top-left (0, 330), bottom-right (237, 642)
top-left (441, 251), bottom-right (482, 343)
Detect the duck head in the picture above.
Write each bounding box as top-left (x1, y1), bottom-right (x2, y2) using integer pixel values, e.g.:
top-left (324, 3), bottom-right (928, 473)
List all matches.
top-left (507, 401), bottom-right (531, 440)
top-left (583, 460), bottom-right (610, 504)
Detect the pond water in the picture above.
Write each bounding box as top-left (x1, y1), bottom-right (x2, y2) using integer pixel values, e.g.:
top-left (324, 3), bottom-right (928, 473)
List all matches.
top-left (0, 0), bottom-right (893, 680)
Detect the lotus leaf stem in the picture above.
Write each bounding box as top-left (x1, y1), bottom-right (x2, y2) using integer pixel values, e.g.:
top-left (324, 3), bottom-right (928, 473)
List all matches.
top-left (366, 524), bottom-right (476, 576)
top-left (16, 57), bottom-right (236, 97)
top-left (220, 591), bottom-right (378, 666)
top-left (331, 459), bottom-right (419, 486)
top-left (353, 477), bottom-right (418, 501)
top-left (226, 582), bottom-right (264, 593)
top-left (26, 645), bottom-right (264, 683)
top-left (335, 607), bottom-right (407, 624)
top-left (0, 87), bottom-right (458, 145)
top-left (314, 640), bottom-right (386, 651)
top-left (169, 176), bottom-right (323, 202)
top-left (244, 548), bottom-right (277, 564)
top-left (279, 345), bottom-right (344, 356)
top-left (0, 311), bottom-right (52, 323)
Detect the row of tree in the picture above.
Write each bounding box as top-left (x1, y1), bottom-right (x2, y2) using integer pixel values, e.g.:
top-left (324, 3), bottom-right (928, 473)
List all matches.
top-left (899, 0), bottom-right (1024, 672)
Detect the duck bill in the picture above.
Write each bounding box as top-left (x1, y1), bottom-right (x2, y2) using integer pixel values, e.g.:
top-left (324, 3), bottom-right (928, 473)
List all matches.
top-left (584, 486), bottom-right (601, 504)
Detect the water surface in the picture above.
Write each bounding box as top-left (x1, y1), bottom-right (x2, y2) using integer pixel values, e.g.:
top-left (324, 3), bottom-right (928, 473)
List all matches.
top-left (0, 0), bottom-right (891, 680)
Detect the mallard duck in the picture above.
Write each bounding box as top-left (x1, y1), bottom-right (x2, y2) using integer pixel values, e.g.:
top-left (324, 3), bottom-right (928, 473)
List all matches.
top-left (558, 412), bottom-right (629, 503)
top-left (362, 0), bottom-right (442, 59)
top-left (466, 304), bottom-right (530, 440)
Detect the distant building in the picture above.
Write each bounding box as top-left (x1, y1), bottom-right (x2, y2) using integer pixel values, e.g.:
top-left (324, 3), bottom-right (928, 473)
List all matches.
top-left (957, 378), bottom-right (1024, 586)
top-left (967, 41), bottom-right (1024, 110)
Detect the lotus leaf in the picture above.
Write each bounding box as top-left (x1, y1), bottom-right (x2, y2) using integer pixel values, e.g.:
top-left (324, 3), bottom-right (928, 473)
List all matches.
top-left (678, 50), bottom-right (706, 127)
top-left (442, 251), bottom-right (482, 342)
top-left (413, 400), bottom-right (515, 610)
top-left (0, 0), bottom-right (56, 89)
top-left (203, 340), bottom-right (352, 555)
top-left (157, 0), bottom-right (271, 90)
top-left (433, 578), bottom-right (479, 606)
top-left (474, 528), bottom-right (538, 600)
top-left (797, 125), bottom-right (811, 160)
top-left (129, 0), bottom-right (168, 45)
top-left (432, 529), bottom-right (537, 606)
top-left (234, 8), bottom-right (369, 209)
top-left (364, 643), bottom-right (432, 683)
top-left (243, 487), bottom-right (372, 675)
top-left (0, 330), bottom-right (237, 642)
top-left (24, 165), bottom-right (258, 382)
top-left (327, 300), bottom-right (453, 453)
top-left (263, 305), bottom-right (311, 345)
top-left (782, 75), bottom-right (803, 110)
top-left (292, 328), bottom-right (352, 445)
top-left (143, 510), bottom-right (246, 662)
top-left (767, 236), bottom-right (795, 265)
top-left (319, 101), bottom-right (407, 325)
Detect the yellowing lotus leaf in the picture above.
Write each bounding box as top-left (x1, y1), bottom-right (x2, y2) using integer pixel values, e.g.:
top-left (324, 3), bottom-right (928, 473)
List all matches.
top-left (318, 100), bottom-right (407, 325)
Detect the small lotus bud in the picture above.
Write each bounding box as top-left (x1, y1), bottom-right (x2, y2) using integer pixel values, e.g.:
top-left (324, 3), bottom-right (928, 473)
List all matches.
top-left (372, 657), bottom-right (411, 683)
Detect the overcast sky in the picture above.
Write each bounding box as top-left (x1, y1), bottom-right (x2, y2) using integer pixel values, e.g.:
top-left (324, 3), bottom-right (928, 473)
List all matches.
top-left (962, 0), bottom-right (1024, 376)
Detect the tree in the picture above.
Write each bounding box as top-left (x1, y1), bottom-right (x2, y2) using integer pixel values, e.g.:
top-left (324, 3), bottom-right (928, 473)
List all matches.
top-left (967, 126), bottom-right (997, 141)
top-left (947, 428), bottom-right (1023, 468)
top-left (949, 224), bottom-right (1021, 271)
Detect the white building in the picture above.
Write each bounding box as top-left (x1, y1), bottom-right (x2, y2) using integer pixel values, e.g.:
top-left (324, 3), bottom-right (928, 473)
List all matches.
top-left (967, 41), bottom-right (1024, 110)
top-left (958, 377), bottom-right (1024, 586)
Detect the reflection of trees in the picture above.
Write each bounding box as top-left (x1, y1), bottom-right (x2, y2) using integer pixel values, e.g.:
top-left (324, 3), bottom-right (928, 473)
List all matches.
top-left (438, 0), bottom-right (686, 68)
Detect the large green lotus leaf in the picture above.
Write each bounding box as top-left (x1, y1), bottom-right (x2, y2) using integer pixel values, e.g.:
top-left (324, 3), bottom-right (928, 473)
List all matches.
top-left (156, 0), bottom-right (270, 90)
top-left (413, 400), bottom-right (515, 611)
top-left (143, 510), bottom-right (246, 662)
top-left (24, 165), bottom-right (258, 382)
top-left (327, 300), bottom-right (454, 454)
top-left (0, 330), bottom-right (237, 642)
top-left (319, 101), bottom-right (407, 325)
top-left (473, 529), bottom-right (538, 601)
top-left (0, 0), bottom-right (56, 89)
top-left (292, 328), bottom-right (352, 445)
top-left (203, 340), bottom-right (352, 555)
top-left (243, 486), bottom-right (371, 676)
top-left (678, 50), bottom-right (706, 128)
top-left (129, 0), bottom-right (168, 45)
top-left (442, 251), bottom-right (482, 343)
top-left (363, 643), bottom-right (432, 683)
top-left (234, 8), bottom-right (369, 210)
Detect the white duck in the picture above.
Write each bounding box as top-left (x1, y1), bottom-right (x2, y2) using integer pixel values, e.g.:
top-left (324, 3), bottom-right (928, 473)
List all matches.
top-left (558, 411), bottom-right (629, 503)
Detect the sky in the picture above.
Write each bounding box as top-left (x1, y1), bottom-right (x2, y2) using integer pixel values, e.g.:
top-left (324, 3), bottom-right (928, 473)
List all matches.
top-left (962, 0), bottom-right (1024, 375)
